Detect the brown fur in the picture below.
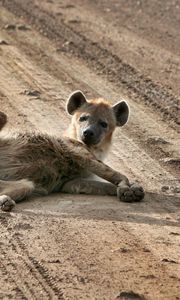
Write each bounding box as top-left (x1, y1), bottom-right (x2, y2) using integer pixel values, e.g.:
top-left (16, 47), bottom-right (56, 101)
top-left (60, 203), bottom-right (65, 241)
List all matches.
top-left (0, 91), bottom-right (144, 211)
top-left (66, 97), bottom-right (117, 160)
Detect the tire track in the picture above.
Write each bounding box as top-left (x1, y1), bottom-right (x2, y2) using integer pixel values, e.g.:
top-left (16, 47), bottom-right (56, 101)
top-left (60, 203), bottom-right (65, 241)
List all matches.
top-left (0, 233), bottom-right (65, 299)
top-left (15, 236), bottom-right (65, 300)
top-left (2, 0), bottom-right (180, 125)
top-left (0, 258), bottom-right (27, 299)
top-left (29, 257), bottom-right (64, 299)
top-left (0, 246), bottom-right (34, 299)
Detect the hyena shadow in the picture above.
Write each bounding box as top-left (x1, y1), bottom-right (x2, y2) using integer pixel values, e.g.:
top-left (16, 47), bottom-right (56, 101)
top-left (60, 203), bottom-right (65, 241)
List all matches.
top-left (16, 191), bottom-right (180, 228)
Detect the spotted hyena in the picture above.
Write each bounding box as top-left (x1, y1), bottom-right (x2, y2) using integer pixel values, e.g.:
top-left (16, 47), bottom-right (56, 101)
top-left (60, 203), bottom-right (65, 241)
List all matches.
top-left (0, 91), bottom-right (144, 211)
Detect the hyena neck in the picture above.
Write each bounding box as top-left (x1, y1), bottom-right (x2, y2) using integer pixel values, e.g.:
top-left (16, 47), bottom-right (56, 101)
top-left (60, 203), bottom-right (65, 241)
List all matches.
top-left (65, 123), bottom-right (77, 140)
top-left (91, 133), bottom-right (113, 161)
top-left (90, 144), bottom-right (111, 161)
top-left (65, 124), bottom-right (111, 161)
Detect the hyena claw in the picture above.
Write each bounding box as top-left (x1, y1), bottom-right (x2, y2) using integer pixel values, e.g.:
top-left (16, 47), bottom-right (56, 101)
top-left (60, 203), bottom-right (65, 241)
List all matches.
top-left (0, 195), bottom-right (16, 212)
top-left (117, 182), bottom-right (145, 202)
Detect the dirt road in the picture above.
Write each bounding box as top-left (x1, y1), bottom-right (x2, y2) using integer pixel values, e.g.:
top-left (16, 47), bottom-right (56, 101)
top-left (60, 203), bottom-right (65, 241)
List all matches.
top-left (0, 0), bottom-right (180, 299)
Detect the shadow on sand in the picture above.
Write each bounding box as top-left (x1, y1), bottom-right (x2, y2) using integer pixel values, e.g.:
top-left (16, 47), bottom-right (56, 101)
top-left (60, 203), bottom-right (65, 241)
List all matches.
top-left (13, 191), bottom-right (180, 228)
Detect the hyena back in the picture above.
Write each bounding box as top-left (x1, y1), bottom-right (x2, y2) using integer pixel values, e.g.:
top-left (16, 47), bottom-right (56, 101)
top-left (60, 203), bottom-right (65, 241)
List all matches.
top-left (0, 91), bottom-right (144, 211)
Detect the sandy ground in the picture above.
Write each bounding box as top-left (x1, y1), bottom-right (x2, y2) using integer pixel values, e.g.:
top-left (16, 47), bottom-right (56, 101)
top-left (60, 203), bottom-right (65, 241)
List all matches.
top-left (0, 0), bottom-right (180, 299)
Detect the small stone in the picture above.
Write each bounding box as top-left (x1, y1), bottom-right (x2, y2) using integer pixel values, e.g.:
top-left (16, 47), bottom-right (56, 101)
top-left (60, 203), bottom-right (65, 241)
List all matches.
top-left (56, 12), bottom-right (63, 16)
top-left (115, 290), bottom-right (147, 299)
top-left (24, 89), bottom-right (41, 97)
top-left (79, 276), bottom-right (85, 283)
top-left (61, 4), bottom-right (75, 8)
top-left (160, 157), bottom-right (180, 165)
top-left (105, 8), bottom-right (111, 12)
top-left (162, 258), bottom-right (178, 264)
top-left (0, 39), bottom-right (9, 45)
top-left (120, 247), bottom-right (130, 253)
top-left (172, 187), bottom-right (180, 193)
top-left (4, 24), bottom-right (16, 30)
top-left (169, 232), bottom-right (180, 236)
top-left (140, 274), bottom-right (156, 279)
top-left (147, 136), bottom-right (170, 144)
top-left (143, 248), bottom-right (151, 253)
top-left (17, 24), bottom-right (31, 31)
top-left (68, 19), bottom-right (81, 24)
top-left (161, 185), bottom-right (169, 192)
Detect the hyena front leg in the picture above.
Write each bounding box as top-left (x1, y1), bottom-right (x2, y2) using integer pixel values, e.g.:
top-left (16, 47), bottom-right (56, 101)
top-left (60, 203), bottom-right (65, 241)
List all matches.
top-left (0, 179), bottom-right (35, 211)
top-left (88, 159), bottom-right (144, 202)
top-left (72, 145), bottom-right (145, 202)
top-left (61, 178), bottom-right (117, 196)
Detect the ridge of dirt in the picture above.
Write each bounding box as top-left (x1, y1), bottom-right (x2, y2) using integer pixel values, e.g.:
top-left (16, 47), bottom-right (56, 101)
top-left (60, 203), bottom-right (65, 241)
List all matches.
top-left (2, 0), bottom-right (180, 126)
top-left (89, 0), bottom-right (180, 55)
top-left (47, 0), bottom-right (180, 97)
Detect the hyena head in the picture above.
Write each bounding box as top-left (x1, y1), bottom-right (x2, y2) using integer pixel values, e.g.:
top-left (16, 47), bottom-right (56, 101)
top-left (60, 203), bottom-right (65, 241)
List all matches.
top-left (66, 90), bottom-right (129, 160)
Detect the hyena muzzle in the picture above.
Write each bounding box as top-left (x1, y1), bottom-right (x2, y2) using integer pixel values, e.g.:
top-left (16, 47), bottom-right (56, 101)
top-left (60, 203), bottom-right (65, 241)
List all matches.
top-left (0, 91), bottom-right (144, 211)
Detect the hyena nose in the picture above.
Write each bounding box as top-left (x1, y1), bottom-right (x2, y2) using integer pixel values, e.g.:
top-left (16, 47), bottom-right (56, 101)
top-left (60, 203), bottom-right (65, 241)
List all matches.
top-left (83, 129), bottom-right (94, 139)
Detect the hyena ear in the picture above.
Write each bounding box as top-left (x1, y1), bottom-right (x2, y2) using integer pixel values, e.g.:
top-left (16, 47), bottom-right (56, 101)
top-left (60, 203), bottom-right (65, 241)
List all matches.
top-left (112, 100), bottom-right (129, 126)
top-left (66, 90), bottom-right (87, 115)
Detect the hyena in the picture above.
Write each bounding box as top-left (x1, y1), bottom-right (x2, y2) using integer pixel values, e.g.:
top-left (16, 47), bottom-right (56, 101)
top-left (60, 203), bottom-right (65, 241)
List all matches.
top-left (0, 91), bottom-right (144, 211)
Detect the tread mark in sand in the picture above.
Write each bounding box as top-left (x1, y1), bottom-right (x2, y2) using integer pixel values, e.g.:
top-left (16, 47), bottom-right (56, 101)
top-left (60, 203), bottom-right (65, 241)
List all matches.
top-left (0, 234), bottom-right (64, 300)
top-left (0, 247), bottom-right (28, 300)
top-left (14, 236), bottom-right (65, 299)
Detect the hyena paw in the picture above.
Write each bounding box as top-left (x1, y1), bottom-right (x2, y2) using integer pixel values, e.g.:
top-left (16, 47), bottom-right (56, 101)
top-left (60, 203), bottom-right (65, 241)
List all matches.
top-left (0, 195), bottom-right (16, 212)
top-left (117, 182), bottom-right (145, 202)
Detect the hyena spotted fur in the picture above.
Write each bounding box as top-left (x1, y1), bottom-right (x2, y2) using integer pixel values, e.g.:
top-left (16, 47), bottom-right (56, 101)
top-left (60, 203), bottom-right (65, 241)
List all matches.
top-left (0, 91), bottom-right (144, 211)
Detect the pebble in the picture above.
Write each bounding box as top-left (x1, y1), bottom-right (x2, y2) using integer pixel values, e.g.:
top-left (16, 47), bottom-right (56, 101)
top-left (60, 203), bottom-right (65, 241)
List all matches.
top-left (17, 24), bottom-right (31, 31)
top-left (24, 89), bottom-right (41, 96)
top-left (161, 185), bottom-right (169, 192)
top-left (4, 24), bottom-right (31, 31)
top-left (171, 187), bottom-right (180, 193)
top-left (4, 24), bottom-right (16, 30)
top-left (0, 40), bottom-right (9, 45)
top-left (115, 290), bottom-right (147, 299)
top-left (147, 136), bottom-right (169, 144)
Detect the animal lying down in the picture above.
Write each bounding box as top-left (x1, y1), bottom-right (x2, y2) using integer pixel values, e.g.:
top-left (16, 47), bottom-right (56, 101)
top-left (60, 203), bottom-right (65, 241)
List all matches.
top-left (0, 90), bottom-right (145, 212)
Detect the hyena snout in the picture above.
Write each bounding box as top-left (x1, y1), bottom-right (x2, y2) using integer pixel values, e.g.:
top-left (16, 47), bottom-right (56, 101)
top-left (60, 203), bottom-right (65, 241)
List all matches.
top-left (83, 128), bottom-right (94, 139)
top-left (82, 125), bottom-right (101, 146)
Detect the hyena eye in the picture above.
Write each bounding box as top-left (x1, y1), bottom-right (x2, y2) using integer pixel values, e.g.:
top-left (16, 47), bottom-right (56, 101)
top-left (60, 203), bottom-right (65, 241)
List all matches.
top-left (79, 115), bottom-right (89, 122)
top-left (100, 121), bottom-right (108, 128)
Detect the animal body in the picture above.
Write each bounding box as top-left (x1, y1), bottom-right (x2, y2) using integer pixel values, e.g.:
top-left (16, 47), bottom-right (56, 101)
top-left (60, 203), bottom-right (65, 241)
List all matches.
top-left (0, 91), bottom-right (144, 211)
